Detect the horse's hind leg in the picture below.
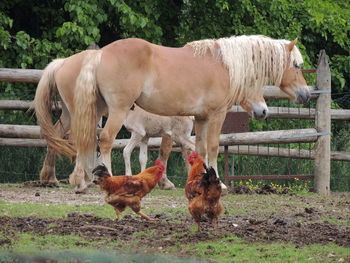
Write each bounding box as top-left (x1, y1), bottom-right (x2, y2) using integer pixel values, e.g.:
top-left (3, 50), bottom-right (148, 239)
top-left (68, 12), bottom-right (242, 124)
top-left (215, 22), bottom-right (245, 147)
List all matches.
top-left (99, 110), bottom-right (129, 174)
top-left (39, 146), bottom-right (58, 185)
top-left (70, 110), bottom-right (105, 193)
top-left (39, 104), bottom-right (71, 185)
top-left (157, 134), bottom-right (175, 190)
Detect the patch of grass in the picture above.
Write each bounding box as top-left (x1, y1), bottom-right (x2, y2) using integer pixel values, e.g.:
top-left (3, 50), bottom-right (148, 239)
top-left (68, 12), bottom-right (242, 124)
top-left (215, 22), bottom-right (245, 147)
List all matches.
top-left (10, 233), bottom-right (90, 251)
top-left (1, 231), bottom-right (121, 251)
top-left (0, 249), bottom-right (208, 263)
top-left (0, 201), bottom-right (115, 219)
top-left (221, 192), bottom-right (350, 226)
top-left (0, 200), bottom-right (188, 223)
top-left (182, 236), bottom-right (350, 263)
top-left (2, 229), bottom-right (349, 263)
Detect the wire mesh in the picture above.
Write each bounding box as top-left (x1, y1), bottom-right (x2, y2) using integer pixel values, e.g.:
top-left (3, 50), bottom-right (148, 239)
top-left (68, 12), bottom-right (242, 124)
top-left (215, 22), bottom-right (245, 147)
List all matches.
top-left (224, 98), bottom-right (316, 187)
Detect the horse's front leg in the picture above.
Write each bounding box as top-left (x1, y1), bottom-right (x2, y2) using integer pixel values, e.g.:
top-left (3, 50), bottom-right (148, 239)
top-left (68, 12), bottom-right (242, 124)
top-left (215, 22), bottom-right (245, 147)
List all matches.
top-left (174, 134), bottom-right (195, 176)
top-left (123, 132), bottom-right (143, 175)
top-left (194, 118), bottom-right (209, 165)
top-left (139, 136), bottom-right (149, 172)
top-left (157, 134), bottom-right (175, 190)
top-left (207, 111), bottom-right (228, 190)
top-left (40, 104), bottom-right (71, 186)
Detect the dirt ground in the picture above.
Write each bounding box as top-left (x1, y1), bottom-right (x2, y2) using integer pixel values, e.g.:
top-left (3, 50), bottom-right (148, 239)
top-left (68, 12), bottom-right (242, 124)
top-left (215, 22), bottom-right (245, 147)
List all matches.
top-left (0, 183), bottom-right (349, 250)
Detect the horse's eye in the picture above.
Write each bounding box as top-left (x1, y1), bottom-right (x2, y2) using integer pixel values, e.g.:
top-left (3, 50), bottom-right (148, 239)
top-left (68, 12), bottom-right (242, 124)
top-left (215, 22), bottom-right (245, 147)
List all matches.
top-left (294, 63), bottom-right (301, 69)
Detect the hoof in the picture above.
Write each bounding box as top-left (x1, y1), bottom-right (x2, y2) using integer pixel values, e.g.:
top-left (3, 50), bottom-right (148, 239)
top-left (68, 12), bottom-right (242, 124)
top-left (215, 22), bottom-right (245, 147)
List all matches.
top-left (40, 180), bottom-right (59, 188)
top-left (74, 187), bottom-right (88, 194)
top-left (86, 182), bottom-right (96, 188)
top-left (221, 181), bottom-right (228, 196)
top-left (158, 177), bottom-right (175, 190)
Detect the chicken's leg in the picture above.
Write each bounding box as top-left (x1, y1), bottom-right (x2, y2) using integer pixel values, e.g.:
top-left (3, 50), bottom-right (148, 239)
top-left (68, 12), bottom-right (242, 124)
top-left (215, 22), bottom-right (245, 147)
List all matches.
top-left (131, 201), bottom-right (157, 221)
top-left (195, 221), bottom-right (201, 232)
top-left (212, 217), bottom-right (219, 230)
top-left (136, 211), bottom-right (157, 221)
top-left (114, 207), bottom-right (122, 220)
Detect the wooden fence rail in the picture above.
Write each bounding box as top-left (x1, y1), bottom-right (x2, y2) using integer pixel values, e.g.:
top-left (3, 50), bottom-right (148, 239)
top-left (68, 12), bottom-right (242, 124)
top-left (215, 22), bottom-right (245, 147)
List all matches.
top-left (0, 126), bottom-right (317, 145)
top-left (0, 68), bottom-right (42, 83)
top-left (2, 136), bottom-right (350, 162)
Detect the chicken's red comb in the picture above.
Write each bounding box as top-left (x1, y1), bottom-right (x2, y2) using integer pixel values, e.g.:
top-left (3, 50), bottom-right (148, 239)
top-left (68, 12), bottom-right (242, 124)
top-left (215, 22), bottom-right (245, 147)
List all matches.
top-left (155, 159), bottom-right (165, 171)
top-left (187, 152), bottom-right (198, 162)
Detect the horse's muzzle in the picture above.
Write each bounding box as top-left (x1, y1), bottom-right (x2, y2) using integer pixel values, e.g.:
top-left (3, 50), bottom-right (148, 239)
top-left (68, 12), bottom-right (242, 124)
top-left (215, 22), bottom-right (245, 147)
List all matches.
top-left (252, 103), bottom-right (268, 120)
top-left (253, 109), bottom-right (268, 120)
top-left (295, 87), bottom-right (311, 104)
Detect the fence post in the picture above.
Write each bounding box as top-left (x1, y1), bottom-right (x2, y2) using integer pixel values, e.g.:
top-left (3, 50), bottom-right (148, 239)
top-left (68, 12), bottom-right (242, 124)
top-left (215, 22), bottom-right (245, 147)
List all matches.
top-left (314, 50), bottom-right (331, 195)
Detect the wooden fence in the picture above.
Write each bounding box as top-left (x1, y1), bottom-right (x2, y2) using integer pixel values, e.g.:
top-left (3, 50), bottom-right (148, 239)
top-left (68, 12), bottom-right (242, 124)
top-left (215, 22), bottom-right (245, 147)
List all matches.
top-left (1, 50), bottom-right (349, 195)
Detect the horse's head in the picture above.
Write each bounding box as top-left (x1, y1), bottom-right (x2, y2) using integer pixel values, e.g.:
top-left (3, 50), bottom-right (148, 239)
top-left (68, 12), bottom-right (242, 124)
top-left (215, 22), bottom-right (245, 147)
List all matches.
top-left (240, 89), bottom-right (268, 120)
top-left (280, 40), bottom-right (310, 104)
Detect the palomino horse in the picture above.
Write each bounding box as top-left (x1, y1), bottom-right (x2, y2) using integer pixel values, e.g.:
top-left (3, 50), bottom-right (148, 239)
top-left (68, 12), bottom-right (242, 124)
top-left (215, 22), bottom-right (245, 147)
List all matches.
top-left (34, 35), bottom-right (310, 193)
top-left (123, 104), bottom-right (194, 190)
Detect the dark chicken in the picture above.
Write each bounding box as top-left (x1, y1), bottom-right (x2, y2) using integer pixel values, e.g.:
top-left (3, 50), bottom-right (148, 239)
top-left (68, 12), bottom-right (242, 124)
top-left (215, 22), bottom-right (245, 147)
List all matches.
top-left (185, 152), bottom-right (224, 231)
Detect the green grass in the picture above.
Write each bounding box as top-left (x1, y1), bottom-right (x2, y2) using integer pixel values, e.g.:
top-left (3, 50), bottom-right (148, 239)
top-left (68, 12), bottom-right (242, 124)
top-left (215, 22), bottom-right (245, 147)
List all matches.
top-left (0, 250), bottom-right (207, 263)
top-left (0, 232), bottom-right (207, 263)
top-left (2, 231), bottom-right (349, 263)
top-left (181, 236), bottom-right (350, 263)
top-left (0, 201), bottom-right (115, 219)
top-left (8, 233), bottom-right (91, 251)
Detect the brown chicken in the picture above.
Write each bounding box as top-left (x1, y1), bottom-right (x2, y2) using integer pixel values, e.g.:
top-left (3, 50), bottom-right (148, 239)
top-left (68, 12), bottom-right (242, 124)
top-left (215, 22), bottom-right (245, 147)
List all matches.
top-left (185, 152), bottom-right (224, 231)
top-left (92, 160), bottom-right (165, 221)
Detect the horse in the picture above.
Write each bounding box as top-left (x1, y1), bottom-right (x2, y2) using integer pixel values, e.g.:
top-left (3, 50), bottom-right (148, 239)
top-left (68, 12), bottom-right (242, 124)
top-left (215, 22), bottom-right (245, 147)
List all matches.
top-left (123, 104), bottom-right (195, 190)
top-left (34, 35), bottom-right (310, 193)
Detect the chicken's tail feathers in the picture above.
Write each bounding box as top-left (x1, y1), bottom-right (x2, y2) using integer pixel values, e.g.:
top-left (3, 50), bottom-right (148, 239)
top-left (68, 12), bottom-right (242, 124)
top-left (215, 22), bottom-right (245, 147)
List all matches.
top-left (92, 163), bottom-right (111, 177)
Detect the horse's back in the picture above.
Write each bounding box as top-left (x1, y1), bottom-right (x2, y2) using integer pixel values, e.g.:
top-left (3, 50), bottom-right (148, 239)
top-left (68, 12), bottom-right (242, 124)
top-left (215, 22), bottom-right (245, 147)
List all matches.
top-left (101, 38), bottom-right (153, 69)
top-left (98, 37), bottom-right (230, 117)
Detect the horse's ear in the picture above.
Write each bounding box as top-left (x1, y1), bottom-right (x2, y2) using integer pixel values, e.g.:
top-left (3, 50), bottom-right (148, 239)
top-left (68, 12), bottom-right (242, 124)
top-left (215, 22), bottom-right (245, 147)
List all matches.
top-left (287, 39), bottom-right (298, 52)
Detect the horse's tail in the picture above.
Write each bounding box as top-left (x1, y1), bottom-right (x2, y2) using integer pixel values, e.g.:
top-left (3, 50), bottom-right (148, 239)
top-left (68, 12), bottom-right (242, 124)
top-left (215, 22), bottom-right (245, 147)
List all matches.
top-left (71, 50), bottom-right (102, 157)
top-left (34, 58), bottom-right (76, 157)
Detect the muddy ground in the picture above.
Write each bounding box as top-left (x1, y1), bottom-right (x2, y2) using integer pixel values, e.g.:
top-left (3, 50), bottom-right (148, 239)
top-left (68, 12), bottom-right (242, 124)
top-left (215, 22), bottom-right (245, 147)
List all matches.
top-left (0, 183), bottom-right (349, 250)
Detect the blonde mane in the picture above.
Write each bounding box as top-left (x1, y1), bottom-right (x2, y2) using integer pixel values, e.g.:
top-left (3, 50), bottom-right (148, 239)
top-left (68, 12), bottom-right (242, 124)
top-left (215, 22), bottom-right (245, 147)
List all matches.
top-left (186, 35), bottom-right (303, 104)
